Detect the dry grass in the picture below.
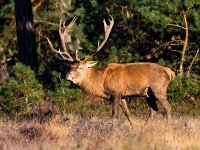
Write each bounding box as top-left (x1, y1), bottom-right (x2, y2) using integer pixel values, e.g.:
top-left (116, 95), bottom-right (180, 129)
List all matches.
top-left (0, 113), bottom-right (200, 150)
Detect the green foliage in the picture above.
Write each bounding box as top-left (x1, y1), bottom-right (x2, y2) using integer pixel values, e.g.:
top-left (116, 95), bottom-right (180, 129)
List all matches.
top-left (0, 63), bottom-right (44, 116)
top-left (168, 75), bottom-right (200, 100)
top-left (168, 74), bottom-right (200, 115)
top-left (46, 71), bottom-right (84, 113)
top-left (0, 0), bottom-right (16, 54)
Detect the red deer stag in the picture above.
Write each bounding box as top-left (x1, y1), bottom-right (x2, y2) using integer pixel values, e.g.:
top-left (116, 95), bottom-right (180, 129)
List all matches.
top-left (47, 15), bottom-right (174, 128)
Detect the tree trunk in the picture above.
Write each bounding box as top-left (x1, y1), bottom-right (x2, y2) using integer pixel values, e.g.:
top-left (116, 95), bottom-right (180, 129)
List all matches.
top-left (179, 12), bottom-right (188, 76)
top-left (14, 0), bottom-right (38, 68)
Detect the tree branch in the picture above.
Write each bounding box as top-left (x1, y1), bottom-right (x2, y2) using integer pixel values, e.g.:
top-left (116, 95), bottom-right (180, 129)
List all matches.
top-left (179, 12), bottom-right (189, 75)
top-left (34, 19), bottom-right (58, 26)
top-left (186, 48), bottom-right (199, 77)
top-left (167, 23), bottom-right (186, 30)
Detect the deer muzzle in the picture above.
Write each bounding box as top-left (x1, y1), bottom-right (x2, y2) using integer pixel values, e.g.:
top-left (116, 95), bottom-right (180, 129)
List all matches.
top-left (66, 73), bottom-right (73, 81)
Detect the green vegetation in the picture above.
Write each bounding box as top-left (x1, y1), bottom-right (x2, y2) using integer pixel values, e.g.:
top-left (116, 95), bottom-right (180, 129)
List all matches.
top-left (0, 63), bottom-right (44, 116)
top-left (168, 74), bottom-right (200, 116)
top-left (47, 71), bottom-right (84, 113)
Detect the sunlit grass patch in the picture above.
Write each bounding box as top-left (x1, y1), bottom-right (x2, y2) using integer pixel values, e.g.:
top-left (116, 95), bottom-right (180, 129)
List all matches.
top-left (1, 114), bottom-right (200, 150)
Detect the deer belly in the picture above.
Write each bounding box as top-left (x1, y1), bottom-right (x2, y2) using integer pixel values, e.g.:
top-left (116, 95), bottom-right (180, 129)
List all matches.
top-left (83, 86), bottom-right (110, 99)
top-left (96, 92), bottom-right (110, 99)
top-left (123, 84), bottom-right (148, 96)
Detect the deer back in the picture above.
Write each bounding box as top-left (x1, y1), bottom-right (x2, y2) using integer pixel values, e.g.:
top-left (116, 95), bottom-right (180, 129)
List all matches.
top-left (103, 63), bottom-right (170, 96)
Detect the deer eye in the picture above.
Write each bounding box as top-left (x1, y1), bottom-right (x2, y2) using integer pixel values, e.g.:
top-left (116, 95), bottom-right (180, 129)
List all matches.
top-left (78, 67), bottom-right (82, 70)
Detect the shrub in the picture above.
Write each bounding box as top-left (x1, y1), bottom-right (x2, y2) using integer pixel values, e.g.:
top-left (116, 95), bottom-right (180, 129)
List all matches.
top-left (46, 71), bottom-right (84, 113)
top-left (0, 63), bottom-right (44, 116)
top-left (168, 74), bottom-right (200, 115)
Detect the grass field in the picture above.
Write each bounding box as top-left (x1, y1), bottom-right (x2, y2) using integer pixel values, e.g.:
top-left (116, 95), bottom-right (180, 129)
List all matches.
top-left (0, 111), bottom-right (200, 150)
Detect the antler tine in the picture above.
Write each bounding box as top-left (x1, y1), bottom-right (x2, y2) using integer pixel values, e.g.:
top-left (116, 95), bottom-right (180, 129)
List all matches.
top-left (98, 15), bottom-right (114, 51)
top-left (84, 15), bottom-right (114, 60)
top-left (63, 17), bottom-right (77, 34)
top-left (47, 17), bottom-right (80, 62)
top-left (75, 50), bottom-right (81, 61)
top-left (59, 17), bottom-right (77, 37)
top-left (59, 17), bottom-right (81, 61)
top-left (47, 37), bottom-right (74, 62)
top-left (74, 39), bottom-right (82, 61)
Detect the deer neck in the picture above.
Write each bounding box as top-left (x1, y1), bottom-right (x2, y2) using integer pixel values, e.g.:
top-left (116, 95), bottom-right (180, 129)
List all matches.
top-left (79, 68), bottom-right (108, 99)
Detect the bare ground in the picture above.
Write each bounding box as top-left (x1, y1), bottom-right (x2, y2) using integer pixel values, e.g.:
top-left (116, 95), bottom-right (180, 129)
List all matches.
top-left (0, 113), bottom-right (200, 150)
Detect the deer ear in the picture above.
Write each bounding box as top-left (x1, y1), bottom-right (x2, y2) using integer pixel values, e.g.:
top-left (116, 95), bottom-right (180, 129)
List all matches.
top-left (85, 61), bottom-right (98, 68)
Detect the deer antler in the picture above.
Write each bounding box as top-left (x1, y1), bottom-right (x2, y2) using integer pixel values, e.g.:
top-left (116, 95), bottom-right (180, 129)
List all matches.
top-left (47, 17), bottom-right (78, 62)
top-left (84, 15), bottom-right (114, 60)
top-left (47, 15), bottom-right (114, 62)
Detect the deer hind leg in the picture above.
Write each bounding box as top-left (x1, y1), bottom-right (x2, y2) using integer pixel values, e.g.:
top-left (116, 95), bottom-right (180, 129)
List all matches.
top-left (144, 95), bottom-right (158, 127)
top-left (152, 89), bottom-right (171, 128)
top-left (112, 94), bottom-right (121, 128)
top-left (120, 99), bottom-right (133, 126)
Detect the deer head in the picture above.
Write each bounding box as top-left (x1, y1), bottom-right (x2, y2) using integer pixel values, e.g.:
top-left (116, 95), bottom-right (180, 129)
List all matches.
top-left (66, 61), bottom-right (98, 84)
top-left (47, 15), bottom-right (114, 84)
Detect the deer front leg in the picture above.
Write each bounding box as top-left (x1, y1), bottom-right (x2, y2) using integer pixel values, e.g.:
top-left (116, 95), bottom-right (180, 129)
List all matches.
top-left (120, 99), bottom-right (133, 126)
top-left (112, 94), bottom-right (121, 128)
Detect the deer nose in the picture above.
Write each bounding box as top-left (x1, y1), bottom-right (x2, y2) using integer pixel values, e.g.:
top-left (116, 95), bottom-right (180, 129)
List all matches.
top-left (66, 72), bottom-right (72, 80)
